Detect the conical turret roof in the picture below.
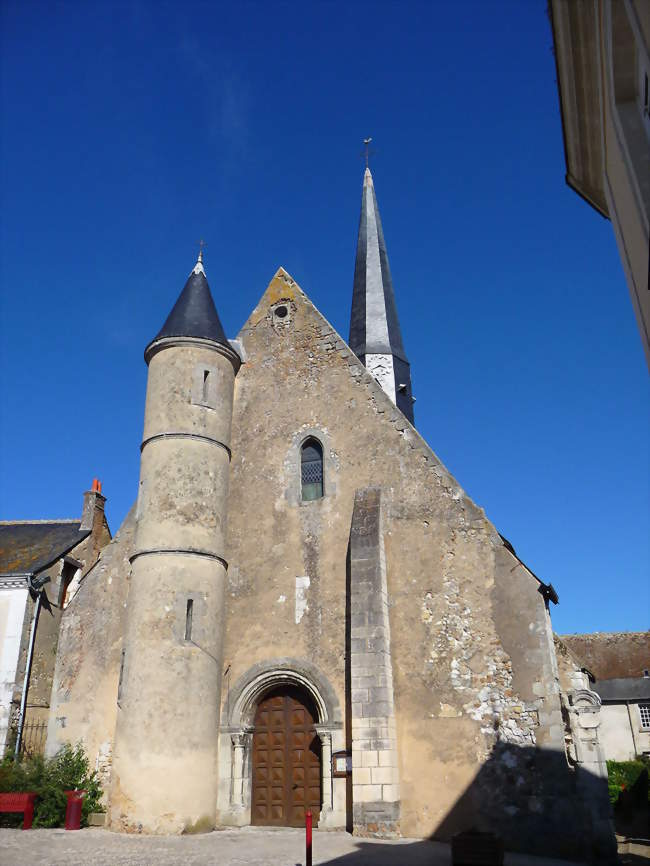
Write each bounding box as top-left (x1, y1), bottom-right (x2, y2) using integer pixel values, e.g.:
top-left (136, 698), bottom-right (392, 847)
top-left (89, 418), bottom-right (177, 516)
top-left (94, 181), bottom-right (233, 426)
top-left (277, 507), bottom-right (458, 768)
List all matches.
top-left (349, 167), bottom-right (408, 363)
top-left (151, 253), bottom-right (229, 346)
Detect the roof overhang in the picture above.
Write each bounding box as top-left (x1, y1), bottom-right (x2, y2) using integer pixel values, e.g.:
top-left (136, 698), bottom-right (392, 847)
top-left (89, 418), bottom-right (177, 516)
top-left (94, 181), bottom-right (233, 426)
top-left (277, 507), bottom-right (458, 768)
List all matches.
top-left (0, 572), bottom-right (32, 590)
top-left (549, 0), bottom-right (610, 219)
top-left (595, 676), bottom-right (650, 702)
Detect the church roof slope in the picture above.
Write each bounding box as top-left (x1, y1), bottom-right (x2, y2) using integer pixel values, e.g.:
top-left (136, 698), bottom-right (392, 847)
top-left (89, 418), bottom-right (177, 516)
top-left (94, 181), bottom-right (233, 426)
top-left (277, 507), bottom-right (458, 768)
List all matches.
top-left (559, 631), bottom-right (650, 680)
top-left (0, 521), bottom-right (90, 576)
top-left (150, 254), bottom-right (229, 348)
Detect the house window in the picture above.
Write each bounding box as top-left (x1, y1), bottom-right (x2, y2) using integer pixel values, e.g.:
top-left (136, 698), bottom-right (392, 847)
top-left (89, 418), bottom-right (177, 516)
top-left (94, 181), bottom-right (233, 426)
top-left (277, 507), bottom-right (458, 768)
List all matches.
top-left (639, 703), bottom-right (650, 730)
top-left (58, 560), bottom-right (80, 608)
top-left (301, 438), bottom-right (323, 501)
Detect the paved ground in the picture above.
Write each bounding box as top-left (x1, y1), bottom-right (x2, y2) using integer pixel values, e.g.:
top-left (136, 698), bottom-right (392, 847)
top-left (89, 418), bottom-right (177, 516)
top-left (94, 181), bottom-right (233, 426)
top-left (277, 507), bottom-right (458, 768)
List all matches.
top-left (0, 827), bottom-right (587, 866)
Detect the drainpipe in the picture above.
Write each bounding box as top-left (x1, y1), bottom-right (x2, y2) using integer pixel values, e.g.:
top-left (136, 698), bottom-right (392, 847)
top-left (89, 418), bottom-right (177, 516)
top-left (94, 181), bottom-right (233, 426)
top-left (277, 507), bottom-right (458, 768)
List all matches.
top-left (627, 701), bottom-right (640, 758)
top-left (14, 575), bottom-right (41, 759)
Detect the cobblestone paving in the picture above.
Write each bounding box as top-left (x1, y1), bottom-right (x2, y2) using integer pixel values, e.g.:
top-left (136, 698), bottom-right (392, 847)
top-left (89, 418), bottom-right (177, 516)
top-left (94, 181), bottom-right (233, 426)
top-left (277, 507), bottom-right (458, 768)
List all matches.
top-left (0, 827), bottom-right (584, 866)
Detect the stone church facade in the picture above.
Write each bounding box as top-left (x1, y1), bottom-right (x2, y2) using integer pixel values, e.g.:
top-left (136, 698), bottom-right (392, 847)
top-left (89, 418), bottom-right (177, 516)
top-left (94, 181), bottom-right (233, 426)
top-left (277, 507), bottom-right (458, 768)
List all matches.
top-left (45, 169), bottom-right (614, 861)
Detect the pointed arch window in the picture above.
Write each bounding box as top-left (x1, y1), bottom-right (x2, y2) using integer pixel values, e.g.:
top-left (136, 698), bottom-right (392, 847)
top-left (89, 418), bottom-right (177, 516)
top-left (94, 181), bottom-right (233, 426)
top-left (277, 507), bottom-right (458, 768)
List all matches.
top-left (301, 438), bottom-right (324, 501)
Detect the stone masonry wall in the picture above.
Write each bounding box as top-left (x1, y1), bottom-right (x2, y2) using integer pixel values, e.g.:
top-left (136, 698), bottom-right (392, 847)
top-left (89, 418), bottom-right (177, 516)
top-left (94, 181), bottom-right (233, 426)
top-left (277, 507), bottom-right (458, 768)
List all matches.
top-left (46, 509), bottom-right (134, 795)
top-left (221, 269), bottom-right (607, 859)
top-left (10, 513), bottom-right (111, 753)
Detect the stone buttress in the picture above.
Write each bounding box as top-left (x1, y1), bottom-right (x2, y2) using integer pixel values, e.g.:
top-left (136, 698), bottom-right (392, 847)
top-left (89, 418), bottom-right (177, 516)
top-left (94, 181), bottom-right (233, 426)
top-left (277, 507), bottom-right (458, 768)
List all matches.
top-left (349, 487), bottom-right (400, 835)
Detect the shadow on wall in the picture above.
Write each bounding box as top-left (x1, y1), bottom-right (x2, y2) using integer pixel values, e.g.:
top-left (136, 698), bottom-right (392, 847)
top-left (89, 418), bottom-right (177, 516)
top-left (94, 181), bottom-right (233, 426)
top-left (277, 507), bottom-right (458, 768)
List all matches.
top-left (428, 741), bottom-right (615, 864)
top-left (320, 743), bottom-right (614, 865)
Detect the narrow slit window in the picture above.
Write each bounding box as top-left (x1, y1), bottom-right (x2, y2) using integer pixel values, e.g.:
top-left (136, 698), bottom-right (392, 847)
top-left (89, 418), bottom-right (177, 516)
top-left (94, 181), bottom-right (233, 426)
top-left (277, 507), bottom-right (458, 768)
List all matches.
top-left (117, 649), bottom-right (126, 704)
top-left (185, 598), bottom-right (194, 641)
top-left (202, 370), bottom-right (210, 403)
top-left (301, 438), bottom-right (324, 501)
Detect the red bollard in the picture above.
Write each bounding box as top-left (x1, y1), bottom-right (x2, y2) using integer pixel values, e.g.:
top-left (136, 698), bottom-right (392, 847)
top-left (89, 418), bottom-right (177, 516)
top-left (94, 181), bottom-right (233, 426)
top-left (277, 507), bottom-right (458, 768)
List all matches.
top-left (64, 790), bottom-right (86, 831)
top-left (305, 809), bottom-right (312, 866)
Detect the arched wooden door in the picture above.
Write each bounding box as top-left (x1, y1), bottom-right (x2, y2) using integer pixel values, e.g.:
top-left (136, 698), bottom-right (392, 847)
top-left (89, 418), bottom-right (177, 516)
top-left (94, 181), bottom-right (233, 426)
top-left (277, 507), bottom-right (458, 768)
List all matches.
top-left (251, 685), bottom-right (321, 827)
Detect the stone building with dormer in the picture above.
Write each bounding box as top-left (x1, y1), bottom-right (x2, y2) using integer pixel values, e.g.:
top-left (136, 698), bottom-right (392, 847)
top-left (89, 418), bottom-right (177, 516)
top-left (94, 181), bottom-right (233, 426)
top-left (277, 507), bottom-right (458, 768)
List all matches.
top-left (0, 483), bottom-right (110, 756)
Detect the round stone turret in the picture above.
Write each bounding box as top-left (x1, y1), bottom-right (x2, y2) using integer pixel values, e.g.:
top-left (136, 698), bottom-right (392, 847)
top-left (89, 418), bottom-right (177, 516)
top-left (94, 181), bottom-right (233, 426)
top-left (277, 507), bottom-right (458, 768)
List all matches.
top-left (111, 254), bottom-right (240, 833)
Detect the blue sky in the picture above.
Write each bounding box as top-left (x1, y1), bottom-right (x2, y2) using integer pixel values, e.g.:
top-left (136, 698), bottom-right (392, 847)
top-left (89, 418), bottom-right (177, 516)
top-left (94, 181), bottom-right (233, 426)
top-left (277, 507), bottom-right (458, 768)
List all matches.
top-left (1, 1), bottom-right (648, 634)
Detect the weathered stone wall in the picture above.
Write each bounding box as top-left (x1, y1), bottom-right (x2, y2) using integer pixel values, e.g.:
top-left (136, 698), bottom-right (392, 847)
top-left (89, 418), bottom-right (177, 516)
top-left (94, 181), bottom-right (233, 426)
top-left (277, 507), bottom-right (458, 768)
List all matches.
top-left (45, 510), bottom-right (134, 795)
top-left (44, 268), bottom-right (615, 857)
top-left (110, 336), bottom-right (238, 835)
top-left (10, 513), bottom-right (111, 754)
top-left (218, 269), bottom-right (608, 859)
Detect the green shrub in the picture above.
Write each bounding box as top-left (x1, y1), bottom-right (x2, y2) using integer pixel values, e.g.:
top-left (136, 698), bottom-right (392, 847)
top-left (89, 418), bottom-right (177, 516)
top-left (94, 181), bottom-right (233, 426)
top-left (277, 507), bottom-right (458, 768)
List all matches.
top-left (606, 759), bottom-right (649, 806)
top-left (0, 743), bottom-right (104, 828)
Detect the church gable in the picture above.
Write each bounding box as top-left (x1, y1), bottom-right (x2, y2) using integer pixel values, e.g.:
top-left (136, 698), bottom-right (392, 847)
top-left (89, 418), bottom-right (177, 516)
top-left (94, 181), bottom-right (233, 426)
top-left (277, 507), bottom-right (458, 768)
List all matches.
top-left (224, 268), bottom-right (566, 842)
top-left (234, 266), bottom-right (491, 535)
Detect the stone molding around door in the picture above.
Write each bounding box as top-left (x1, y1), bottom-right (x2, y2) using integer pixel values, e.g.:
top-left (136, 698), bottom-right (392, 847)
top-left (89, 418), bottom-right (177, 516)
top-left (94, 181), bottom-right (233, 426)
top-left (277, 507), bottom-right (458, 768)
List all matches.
top-left (218, 659), bottom-right (345, 829)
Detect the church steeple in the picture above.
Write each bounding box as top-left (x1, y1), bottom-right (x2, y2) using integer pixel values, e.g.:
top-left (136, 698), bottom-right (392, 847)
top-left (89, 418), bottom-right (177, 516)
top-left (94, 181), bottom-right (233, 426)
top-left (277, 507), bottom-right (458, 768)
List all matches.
top-left (349, 167), bottom-right (414, 423)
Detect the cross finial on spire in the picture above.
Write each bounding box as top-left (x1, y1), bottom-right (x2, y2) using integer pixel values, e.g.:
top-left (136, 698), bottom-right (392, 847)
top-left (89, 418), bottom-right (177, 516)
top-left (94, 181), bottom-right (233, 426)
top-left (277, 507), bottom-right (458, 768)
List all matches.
top-left (363, 138), bottom-right (373, 169)
top-left (192, 239), bottom-right (207, 276)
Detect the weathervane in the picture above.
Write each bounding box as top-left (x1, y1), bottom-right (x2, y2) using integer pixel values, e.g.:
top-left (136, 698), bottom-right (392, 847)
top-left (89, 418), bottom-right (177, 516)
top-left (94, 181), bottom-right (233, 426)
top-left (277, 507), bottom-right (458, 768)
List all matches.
top-left (198, 238), bottom-right (206, 261)
top-left (362, 137), bottom-right (374, 169)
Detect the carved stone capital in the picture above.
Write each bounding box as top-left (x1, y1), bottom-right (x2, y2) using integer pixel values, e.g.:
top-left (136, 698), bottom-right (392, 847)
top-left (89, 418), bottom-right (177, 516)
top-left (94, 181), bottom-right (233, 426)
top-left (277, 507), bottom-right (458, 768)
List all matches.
top-left (314, 725), bottom-right (333, 747)
top-left (231, 729), bottom-right (253, 749)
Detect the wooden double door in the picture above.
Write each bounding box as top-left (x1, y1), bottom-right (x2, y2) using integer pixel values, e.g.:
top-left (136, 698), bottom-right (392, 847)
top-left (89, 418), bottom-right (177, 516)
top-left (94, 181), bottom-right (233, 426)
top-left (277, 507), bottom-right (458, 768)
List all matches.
top-left (251, 686), bottom-right (321, 827)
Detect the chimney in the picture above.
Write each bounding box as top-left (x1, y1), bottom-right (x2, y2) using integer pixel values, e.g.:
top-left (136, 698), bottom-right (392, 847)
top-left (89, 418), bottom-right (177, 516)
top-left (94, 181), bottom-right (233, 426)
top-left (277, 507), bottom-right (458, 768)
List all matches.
top-left (80, 479), bottom-right (107, 558)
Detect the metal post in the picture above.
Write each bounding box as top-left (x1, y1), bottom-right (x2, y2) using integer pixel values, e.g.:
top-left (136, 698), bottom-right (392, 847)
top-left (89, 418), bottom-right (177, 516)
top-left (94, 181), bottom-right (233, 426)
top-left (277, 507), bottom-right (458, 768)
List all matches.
top-left (15, 582), bottom-right (41, 758)
top-left (305, 809), bottom-right (312, 866)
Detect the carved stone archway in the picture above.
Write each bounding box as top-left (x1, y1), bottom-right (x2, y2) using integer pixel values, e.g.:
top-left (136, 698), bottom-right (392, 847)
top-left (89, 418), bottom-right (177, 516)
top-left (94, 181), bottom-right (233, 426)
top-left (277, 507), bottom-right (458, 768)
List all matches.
top-left (223, 659), bottom-right (342, 823)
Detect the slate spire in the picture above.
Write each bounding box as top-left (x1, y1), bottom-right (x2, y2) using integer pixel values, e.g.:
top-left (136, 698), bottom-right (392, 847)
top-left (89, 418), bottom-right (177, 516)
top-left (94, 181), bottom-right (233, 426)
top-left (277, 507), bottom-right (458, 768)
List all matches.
top-left (148, 250), bottom-right (230, 352)
top-left (349, 167), bottom-right (414, 423)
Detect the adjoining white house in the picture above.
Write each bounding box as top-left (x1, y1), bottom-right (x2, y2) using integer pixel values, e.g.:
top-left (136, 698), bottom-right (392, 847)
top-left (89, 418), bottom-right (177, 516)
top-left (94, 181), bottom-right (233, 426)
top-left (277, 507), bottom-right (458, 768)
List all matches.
top-left (560, 632), bottom-right (650, 762)
top-left (595, 676), bottom-right (650, 761)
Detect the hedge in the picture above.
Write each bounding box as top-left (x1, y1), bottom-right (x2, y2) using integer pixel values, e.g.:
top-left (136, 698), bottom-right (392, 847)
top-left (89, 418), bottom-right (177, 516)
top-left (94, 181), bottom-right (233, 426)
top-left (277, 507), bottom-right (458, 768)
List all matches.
top-left (607, 759), bottom-right (649, 806)
top-left (0, 743), bottom-right (104, 828)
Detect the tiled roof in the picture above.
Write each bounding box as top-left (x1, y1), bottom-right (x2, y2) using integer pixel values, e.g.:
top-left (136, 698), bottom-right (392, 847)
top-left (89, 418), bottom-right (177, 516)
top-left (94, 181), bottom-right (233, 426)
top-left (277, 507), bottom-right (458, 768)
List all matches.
top-left (0, 521), bottom-right (90, 576)
top-left (559, 632), bottom-right (650, 680)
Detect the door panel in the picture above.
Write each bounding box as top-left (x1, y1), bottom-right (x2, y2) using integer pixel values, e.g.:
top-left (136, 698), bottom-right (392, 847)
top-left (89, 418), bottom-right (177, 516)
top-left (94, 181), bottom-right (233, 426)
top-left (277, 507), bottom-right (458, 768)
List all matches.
top-left (251, 687), bottom-right (321, 827)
